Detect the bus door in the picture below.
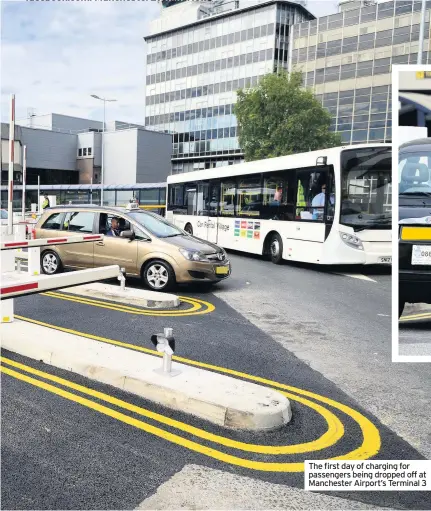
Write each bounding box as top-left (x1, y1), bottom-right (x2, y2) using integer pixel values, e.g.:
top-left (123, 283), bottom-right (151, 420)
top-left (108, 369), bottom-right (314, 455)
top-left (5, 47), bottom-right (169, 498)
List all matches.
top-left (325, 167), bottom-right (336, 240)
top-left (206, 181), bottom-right (219, 244)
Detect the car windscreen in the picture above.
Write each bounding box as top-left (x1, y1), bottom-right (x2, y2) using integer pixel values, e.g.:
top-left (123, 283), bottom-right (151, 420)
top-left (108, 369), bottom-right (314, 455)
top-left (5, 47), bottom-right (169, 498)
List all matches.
top-left (399, 148), bottom-right (431, 199)
top-left (128, 211), bottom-right (184, 238)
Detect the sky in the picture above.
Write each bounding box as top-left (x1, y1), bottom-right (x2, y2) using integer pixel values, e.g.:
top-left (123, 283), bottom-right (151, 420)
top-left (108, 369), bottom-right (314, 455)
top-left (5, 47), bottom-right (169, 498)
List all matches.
top-left (1, 0), bottom-right (339, 127)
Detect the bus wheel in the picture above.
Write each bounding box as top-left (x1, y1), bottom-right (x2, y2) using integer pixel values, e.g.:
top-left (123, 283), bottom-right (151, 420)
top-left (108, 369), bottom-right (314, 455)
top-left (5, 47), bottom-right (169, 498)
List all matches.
top-left (270, 233), bottom-right (283, 264)
top-left (184, 223), bottom-right (193, 235)
top-left (399, 298), bottom-right (405, 318)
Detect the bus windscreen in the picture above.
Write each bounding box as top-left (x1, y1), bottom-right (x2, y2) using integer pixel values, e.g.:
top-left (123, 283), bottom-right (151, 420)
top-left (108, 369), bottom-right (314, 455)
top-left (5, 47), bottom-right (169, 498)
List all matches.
top-left (340, 147), bottom-right (391, 230)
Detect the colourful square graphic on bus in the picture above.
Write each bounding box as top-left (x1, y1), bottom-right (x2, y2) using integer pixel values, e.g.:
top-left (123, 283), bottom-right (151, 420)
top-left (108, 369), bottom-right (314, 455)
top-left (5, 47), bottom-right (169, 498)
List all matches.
top-left (234, 229), bottom-right (240, 236)
top-left (235, 220), bottom-right (240, 228)
top-left (254, 231), bottom-right (260, 240)
top-left (247, 222), bottom-right (254, 230)
top-left (254, 222), bottom-right (260, 230)
top-left (241, 221), bottom-right (247, 229)
top-left (240, 230), bottom-right (247, 237)
top-left (247, 230), bottom-right (253, 238)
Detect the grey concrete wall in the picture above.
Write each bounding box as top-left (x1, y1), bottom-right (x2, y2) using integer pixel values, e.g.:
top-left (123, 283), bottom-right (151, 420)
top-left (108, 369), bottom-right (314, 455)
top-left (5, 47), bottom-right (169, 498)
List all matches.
top-left (51, 114), bottom-right (102, 133)
top-left (136, 129), bottom-right (172, 182)
top-left (20, 127), bottom-right (77, 170)
top-left (18, 114), bottom-right (102, 133)
top-left (103, 130), bottom-right (138, 184)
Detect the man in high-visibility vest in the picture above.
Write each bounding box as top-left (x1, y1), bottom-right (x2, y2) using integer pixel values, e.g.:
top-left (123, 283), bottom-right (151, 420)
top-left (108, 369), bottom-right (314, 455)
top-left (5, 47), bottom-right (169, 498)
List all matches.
top-left (296, 181), bottom-right (306, 217)
top-left (42, 195), bottom-right (50, 210)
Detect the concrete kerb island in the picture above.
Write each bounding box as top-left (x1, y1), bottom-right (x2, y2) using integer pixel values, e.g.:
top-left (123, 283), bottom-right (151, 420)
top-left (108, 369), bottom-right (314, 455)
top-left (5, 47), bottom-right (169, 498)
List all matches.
top-left (61, 282), bottom-right (180, 309)
top-left (1, 320), bottom-right (292, 431)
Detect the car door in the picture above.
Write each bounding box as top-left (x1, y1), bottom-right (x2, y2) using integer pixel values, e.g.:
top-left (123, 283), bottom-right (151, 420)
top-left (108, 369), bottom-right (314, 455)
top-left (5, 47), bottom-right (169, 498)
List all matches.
top-left (93, 213), bottom-right (139, 274)
top-left (60, 211), bottom-right (96, 268)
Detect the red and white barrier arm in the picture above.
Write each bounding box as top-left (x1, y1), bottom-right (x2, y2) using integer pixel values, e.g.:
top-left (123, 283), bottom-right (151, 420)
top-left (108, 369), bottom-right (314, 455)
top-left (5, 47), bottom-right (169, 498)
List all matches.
top-left (1, 234), bottom-right (104, 251)
top-left (0, 265), bottom-right (120, 300)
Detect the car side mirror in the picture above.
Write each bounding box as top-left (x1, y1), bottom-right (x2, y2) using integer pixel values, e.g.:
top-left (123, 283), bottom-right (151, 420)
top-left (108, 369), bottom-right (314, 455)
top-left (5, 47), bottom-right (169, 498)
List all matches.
top-left (120, 230), bottom-right (135, 240)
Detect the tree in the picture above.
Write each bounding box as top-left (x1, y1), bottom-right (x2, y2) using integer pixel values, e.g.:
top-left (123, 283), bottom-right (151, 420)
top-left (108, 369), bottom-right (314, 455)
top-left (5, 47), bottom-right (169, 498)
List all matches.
top-left (234, 71), bottom-right (341, 161)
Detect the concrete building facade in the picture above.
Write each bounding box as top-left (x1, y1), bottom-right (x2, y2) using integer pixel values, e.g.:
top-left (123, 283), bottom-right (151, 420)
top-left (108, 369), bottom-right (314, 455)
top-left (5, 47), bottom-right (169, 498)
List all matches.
top-left (145, 0), bottom-right (431, 174)
top-left (144, 0), bottom-right (314, 174)
top-left (1, 114), bottom-right (172, 187)
top-left (290, 0), bottom-right (431, 146)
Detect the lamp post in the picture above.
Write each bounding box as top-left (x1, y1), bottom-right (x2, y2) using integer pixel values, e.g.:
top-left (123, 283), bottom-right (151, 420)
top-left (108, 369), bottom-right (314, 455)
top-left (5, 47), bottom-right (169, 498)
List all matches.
top-left (417, 0), bottom-right (427, 64)
top-left (90, 94), bottom-right (117, 205)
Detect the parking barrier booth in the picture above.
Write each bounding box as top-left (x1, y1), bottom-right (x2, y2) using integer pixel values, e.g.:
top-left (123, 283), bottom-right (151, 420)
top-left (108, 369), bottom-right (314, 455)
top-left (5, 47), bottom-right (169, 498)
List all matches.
top-left (1, 234), bottom-right (121, 323)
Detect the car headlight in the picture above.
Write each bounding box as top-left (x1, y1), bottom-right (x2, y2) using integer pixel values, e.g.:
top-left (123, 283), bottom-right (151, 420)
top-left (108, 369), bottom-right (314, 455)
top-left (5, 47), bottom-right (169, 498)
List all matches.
top-left (339, 232), bottom-right (364, 250)
top-left (179, 248), bottom-right (209, 262)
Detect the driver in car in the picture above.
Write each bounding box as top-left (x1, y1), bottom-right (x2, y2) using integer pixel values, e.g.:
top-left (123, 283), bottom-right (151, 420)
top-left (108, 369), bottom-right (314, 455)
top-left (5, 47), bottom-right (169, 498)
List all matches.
top-left (106, 217), bottom-right (121, 237)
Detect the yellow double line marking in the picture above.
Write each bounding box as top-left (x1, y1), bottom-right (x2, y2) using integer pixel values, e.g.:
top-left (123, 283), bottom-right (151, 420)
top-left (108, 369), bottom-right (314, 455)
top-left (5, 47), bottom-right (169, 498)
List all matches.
top-left (4, 316), bottom-right (382, 472)
top-left (41, 291), bottom-right (215, 316)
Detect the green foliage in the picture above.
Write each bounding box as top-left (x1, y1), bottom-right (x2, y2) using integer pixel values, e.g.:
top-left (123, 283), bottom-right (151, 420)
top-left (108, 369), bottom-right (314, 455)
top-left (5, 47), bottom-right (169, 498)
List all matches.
top-left (234, 71), bottom-right (342, 161)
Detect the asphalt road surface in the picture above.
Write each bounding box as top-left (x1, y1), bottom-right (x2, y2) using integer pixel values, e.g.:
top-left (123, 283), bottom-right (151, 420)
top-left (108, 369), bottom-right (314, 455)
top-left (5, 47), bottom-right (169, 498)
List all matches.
top-left (399, 305), bottom-right (431, 357)
top-left (2, 252), bottom-right (430, 510)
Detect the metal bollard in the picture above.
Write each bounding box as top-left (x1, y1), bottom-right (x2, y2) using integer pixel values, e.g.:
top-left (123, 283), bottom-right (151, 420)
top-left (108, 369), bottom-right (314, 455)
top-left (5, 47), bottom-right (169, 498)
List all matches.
top-left (151, 327), bottom-right (180, 377)
top-left (118, 267), bottom-right (126, 291)
top-left (162, 327), bottom-right (173, 372)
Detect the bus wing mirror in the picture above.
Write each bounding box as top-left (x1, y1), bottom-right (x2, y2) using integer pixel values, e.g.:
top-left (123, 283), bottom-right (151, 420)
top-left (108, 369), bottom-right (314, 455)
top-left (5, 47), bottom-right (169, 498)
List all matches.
top-left (316, 156), bottom-right (327, 166)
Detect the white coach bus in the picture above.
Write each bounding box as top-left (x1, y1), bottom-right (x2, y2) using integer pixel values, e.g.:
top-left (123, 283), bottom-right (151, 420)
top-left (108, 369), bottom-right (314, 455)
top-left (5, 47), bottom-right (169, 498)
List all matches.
top-left (166, 144), bottom-right (392, 265)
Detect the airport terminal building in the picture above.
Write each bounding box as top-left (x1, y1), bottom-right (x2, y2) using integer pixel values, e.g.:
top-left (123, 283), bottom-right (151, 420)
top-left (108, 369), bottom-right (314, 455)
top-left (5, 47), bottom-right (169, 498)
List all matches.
top-left (145, 0), bottom-right (431, 174)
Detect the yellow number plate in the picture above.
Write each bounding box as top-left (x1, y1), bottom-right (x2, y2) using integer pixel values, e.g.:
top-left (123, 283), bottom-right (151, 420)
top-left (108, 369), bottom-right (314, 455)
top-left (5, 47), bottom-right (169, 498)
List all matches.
top-left (401, 226), bottom-right (431, 241)
top-left (215, 266), bottom-right (229, 275)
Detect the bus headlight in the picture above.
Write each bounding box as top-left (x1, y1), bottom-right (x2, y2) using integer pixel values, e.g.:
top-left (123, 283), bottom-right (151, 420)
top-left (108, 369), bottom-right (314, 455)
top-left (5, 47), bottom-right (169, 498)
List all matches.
top-left (340, 232), bottom-right (364, 250)
top-left (179, 248), bottom-right (209, 262)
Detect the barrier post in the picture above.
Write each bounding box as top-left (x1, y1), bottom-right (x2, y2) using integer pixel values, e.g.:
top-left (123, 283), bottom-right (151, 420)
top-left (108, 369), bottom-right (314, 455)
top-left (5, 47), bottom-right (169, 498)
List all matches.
top-left (1, 298), bottom-right (14, 323)
top-left (27, 247), bottom-right (40, 276)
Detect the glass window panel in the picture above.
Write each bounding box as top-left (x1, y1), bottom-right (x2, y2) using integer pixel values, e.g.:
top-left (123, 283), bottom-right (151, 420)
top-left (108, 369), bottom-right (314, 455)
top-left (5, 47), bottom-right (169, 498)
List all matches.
top-left (42, 212), bottom-right (63, 230)
top-left (63, 212), bottom-right (95, 233)
top-left (220, 180), bottom-right (236, 216)
top-left (236, 175), bottom-right (263, 217)
top-left (352, 130), bottom-right (368, 142)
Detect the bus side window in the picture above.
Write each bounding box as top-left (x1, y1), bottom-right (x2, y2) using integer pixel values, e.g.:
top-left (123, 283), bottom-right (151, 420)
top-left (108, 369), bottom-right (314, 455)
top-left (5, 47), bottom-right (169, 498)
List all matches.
top-left (220, 180), bottom-right (236, 217)
top-left (208, 181), bottom-right (220, 217)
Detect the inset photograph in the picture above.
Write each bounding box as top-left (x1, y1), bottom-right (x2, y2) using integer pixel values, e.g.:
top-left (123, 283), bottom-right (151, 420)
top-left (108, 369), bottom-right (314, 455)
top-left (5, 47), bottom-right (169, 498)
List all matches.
top-left (397, 66), bottom-right (431, 358)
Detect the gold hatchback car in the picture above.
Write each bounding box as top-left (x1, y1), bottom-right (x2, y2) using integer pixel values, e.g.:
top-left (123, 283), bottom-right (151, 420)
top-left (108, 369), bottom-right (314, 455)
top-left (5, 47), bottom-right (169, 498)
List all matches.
top-left (34, 204), bottom-right (231, 291)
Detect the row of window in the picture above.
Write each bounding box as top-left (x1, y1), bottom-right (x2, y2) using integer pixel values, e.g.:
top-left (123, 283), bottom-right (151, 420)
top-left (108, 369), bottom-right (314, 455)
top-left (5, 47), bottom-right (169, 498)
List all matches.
top-left (302, 54), bottom-right (420, 86)
top-left (78, 147), bottom-right (92, 157)
top-left (146, 48), bottom-right (273, 85)
top-left (172, 127), bottom-right (238, 142)
top-left (293, 1), bottom-right (429, 37)
top-left (146, 23), bottom-right (275, 65)
top-left (145, 103), bottom-right (235, 127)
top-left (315, 85), bottom-right (390, 103)
top-left (172, 138), bottom-right (242, 156)
top-left (146, 74), bottom-right (262, 106)
top-left (339, 127), bottom-right (391, 144)
top-left (293, 23), bottom-right (427, 63)
top-left (168, 168), bottom-right (334, 222)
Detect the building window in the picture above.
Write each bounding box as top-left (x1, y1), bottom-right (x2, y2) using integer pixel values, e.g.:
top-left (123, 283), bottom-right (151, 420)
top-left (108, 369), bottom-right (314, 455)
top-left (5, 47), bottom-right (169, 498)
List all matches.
top-left (88, 148), bottom-right (92, 156)
top-left (83, 148), bottom-right (87, 156)
top-left (78, 148), bottom-right (82, 157)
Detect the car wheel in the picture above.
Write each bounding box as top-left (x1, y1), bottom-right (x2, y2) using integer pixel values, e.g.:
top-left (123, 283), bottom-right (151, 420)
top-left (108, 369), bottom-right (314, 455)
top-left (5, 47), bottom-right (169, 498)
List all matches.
top-left (270, 233), bottom-right (283, 265)
top-left (143, 260), bottom-right (175, 292)
top-left (184, 223), bottom-right (193, 235)
top-left (399, 298), bottom-right (405, 318)
top-left (41, 250), bottom-right (63, 275)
